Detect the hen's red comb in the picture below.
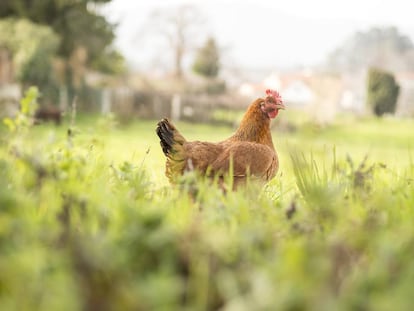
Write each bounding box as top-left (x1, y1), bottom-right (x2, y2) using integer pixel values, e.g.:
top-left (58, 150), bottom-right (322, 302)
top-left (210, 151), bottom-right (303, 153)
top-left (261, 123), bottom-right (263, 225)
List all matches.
top-left (265, 89), bottom-right (283, 102)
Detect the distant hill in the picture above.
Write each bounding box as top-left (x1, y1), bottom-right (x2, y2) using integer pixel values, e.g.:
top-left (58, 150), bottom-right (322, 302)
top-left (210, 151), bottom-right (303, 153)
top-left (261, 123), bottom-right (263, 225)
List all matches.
top-left (326, 26), bottom-right (414, 73)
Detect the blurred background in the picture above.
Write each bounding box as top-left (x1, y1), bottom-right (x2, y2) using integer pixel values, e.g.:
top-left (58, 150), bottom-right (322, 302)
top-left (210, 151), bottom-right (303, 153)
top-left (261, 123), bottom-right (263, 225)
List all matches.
top-left (1, 0), bottom-right (413, 123)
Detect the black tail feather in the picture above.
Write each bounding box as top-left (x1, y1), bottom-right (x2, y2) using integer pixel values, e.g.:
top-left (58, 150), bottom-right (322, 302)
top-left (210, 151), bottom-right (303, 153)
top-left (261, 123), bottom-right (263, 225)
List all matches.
top-left (156, 118), bottom-right (175, 155)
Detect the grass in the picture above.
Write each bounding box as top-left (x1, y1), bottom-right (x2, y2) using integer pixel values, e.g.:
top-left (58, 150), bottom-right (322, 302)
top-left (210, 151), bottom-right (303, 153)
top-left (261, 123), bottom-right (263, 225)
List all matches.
top-left (1, 91), bottom-right (414, 310)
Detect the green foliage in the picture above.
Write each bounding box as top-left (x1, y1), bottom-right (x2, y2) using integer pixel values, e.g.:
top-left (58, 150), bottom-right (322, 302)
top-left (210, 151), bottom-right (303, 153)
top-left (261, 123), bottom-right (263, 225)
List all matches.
top-left (191, 37), bottom-right (226, 94)
top-left (0, 0), bottom-right (114, 61)
top-left (192, 37), bottom-right (220, 78)
top-left (2, 86), bottom-right (39, 132)
top-left (0, 0), bottom-right (124, 107)
top-left (366, 68), bottom-right (400, 116)
top-left (90, 48), bottom-right (126, 75)
top-left (1, 104), bottom-right (414, 309)
top-left (0, 18), bottom-right (59, 100)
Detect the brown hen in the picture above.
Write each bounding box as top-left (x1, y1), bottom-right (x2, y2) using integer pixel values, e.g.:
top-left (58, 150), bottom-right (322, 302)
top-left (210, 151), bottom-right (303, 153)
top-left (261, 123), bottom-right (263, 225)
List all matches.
top-left (156, 89), bottom-right (285, 189)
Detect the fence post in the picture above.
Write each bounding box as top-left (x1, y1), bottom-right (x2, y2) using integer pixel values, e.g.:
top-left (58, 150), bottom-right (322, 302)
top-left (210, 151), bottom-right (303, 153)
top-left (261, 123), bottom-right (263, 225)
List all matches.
top-left (59, 86), bottom-right (68, 112)
top-left (101, 88), bottom-right (111, 114)
top-left (171, 93), bottom-right (181, 121)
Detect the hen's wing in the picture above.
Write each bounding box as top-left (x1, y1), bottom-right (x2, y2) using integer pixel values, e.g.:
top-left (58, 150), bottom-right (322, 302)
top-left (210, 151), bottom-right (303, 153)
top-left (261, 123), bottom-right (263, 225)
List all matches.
top-left (183, 141), bottom-right (224, 173)
top-left (211, 141), bottom-right (278, 181)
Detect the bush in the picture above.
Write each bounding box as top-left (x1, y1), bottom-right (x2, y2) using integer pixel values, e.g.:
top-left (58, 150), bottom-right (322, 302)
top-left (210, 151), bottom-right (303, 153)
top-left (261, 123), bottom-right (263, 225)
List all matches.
top-left (366, 68), bottom-right (400, 116)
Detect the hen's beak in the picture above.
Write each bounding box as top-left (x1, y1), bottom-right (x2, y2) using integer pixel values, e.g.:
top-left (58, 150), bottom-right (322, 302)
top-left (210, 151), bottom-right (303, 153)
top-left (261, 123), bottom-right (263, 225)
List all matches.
top-left (275, 102), bottom-right (286, 110)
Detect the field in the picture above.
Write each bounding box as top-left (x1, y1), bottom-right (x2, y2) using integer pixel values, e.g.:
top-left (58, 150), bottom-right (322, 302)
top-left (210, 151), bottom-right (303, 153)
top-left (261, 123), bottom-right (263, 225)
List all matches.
top-left (1, 91), bottom-right (414, 310)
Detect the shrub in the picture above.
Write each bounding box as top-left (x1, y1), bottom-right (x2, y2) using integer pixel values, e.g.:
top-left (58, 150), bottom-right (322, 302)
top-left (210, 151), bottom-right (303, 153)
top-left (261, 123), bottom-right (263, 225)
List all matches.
top-left (366, 68), bottom-right (400, 116)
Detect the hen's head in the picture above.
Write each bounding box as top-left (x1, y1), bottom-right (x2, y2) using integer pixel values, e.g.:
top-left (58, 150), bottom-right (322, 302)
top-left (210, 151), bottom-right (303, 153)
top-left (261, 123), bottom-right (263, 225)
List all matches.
top-left (261, 89), bottom-right (285, 119)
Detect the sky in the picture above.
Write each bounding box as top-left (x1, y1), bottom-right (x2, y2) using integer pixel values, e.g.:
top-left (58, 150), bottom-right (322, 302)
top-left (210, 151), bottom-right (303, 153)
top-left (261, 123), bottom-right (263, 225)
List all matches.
top-left (101, 0), bottom-right (414, 73)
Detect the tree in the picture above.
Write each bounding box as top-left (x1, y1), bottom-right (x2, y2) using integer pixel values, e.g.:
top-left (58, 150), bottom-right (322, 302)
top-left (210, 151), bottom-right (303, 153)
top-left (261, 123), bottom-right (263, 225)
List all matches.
top-left (0, 0), bottom-right (123, 107)
top-left (366, 68), bottom-right (400, 117)
top-left (0, 18), bottom-right (60, 103)
top-left (192, 37), bottom-right (220, 78)
top-left (91, 48), bottom-right (125, 75)
top-left (0, 0), bottom-right (114, 63)
top-left (143, 5), bottom-right (205, 79)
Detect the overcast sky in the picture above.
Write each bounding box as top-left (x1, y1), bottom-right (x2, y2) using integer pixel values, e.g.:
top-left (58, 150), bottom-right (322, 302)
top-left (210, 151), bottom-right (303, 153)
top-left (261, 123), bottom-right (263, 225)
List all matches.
top-left (101, 0), bottom-right (414, 72)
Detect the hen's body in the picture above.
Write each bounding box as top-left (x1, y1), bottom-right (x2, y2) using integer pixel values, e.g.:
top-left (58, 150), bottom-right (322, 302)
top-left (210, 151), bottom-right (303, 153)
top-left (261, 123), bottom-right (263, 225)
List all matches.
top-left (156, 92), bottom-right (284, 189)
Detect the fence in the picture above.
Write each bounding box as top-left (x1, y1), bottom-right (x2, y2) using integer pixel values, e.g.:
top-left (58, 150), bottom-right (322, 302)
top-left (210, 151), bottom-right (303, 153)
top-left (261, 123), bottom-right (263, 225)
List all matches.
top-left (105, 88), bottom-right (241, 123)
top-left (0, 83), bottom-right (245, 123)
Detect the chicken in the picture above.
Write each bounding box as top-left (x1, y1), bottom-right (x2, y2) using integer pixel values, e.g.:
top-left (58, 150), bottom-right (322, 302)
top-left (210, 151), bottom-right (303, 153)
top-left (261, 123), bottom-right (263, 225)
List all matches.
top-left (156, 89), bottom-right (285, 189)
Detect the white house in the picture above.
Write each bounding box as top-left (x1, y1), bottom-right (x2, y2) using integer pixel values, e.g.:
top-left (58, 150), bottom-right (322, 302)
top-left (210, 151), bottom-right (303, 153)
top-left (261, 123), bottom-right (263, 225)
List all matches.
top-left (282, 80), bottom-right (314, 107)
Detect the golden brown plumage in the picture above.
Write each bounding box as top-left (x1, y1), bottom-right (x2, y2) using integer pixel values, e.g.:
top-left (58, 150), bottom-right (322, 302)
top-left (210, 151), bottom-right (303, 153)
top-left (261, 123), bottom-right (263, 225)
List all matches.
top-left (156, 89), bottom-right (285, 189)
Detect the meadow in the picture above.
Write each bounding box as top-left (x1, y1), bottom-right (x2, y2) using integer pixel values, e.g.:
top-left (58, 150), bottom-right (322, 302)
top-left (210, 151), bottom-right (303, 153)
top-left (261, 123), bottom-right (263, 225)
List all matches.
top-left (1, 90), bottom-right (414, 310)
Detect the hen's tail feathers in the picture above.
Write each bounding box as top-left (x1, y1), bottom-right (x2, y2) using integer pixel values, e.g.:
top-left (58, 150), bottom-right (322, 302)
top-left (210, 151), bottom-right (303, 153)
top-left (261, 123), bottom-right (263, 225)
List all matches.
top-left (156, 118), bottom-right (174, 155)
top-left (156, 118), bottom-right (187, 181)
top-left (156, 118), bottom-right (186, 155)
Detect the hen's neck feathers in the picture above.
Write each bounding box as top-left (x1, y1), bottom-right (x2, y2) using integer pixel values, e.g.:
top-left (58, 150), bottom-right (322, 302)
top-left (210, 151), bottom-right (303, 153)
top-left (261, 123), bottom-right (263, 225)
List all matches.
top-left (229, 98), bottom-right (274, 148)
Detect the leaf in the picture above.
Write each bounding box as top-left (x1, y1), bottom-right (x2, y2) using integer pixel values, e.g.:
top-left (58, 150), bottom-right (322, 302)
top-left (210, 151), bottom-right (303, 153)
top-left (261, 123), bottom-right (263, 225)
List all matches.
top-left (2, 118), bottom-right (16, 132)
top-left (20, 86), bottom-right (39, 116)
